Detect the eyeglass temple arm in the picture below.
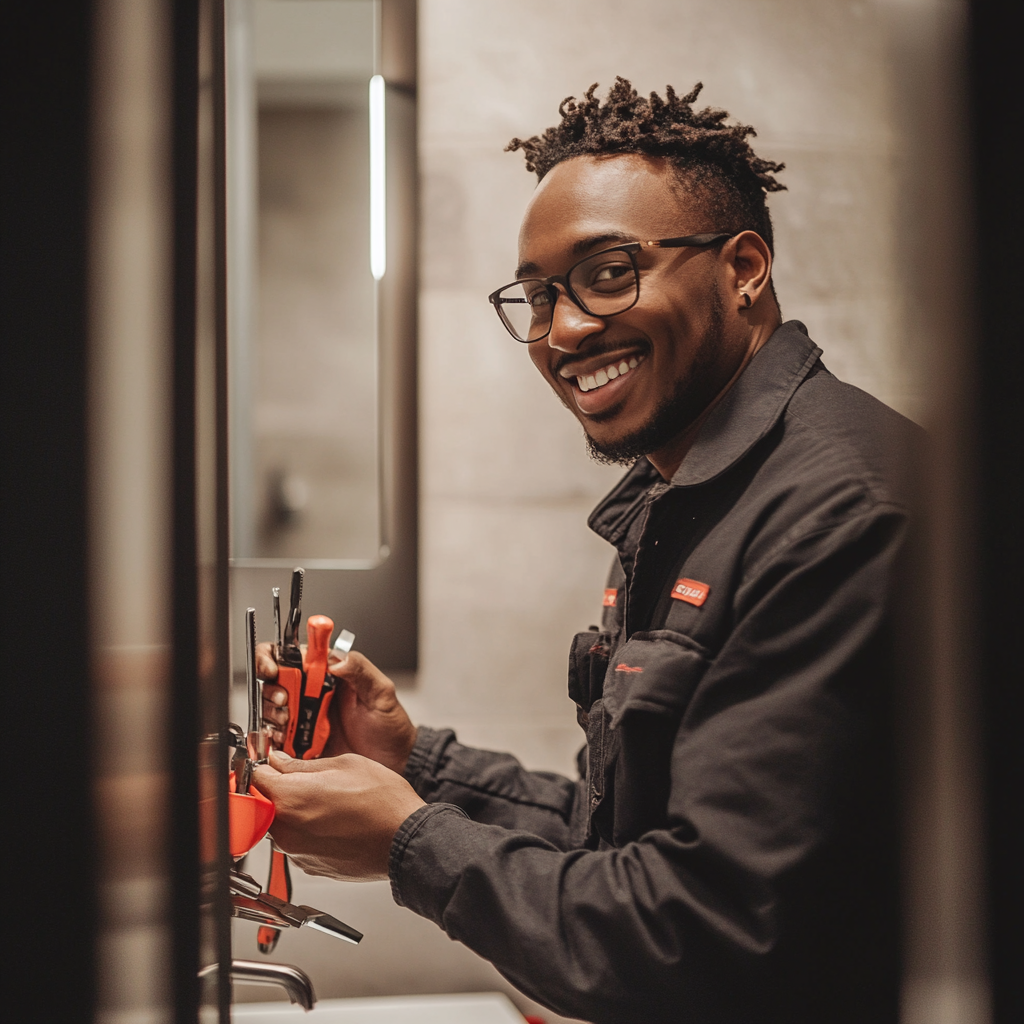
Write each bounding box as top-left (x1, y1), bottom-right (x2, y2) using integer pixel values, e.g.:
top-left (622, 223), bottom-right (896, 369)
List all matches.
top-left (643, 232), bottom-right (736, 249)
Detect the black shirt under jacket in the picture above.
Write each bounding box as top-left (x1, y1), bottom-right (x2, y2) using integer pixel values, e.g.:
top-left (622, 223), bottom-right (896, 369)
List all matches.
top-left (388, 321), bottom-right (919, 1024)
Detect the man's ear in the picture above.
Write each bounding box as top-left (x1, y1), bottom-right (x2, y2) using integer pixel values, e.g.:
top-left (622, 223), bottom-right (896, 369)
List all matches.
top-left (725, 231), bottom-right (773, 310)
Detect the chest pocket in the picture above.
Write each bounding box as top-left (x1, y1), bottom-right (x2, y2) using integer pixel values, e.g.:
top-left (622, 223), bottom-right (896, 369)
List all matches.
top-left (596, 629), bottom-right (711, 845)
top-left (567, 629), bottom-right (612, 726)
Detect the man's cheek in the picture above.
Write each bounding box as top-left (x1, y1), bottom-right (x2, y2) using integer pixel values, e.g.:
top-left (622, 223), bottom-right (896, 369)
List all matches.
top-left (537, 365), bottom-right (574, 412)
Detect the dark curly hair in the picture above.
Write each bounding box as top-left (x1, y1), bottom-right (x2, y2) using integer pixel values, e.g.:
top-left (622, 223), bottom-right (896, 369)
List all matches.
top-left (507, 78), bottom-right (785, 254)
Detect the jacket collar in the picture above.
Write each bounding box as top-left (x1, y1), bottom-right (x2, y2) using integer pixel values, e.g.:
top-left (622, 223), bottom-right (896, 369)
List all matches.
top-left (588, 321), bottom-right (822, 546)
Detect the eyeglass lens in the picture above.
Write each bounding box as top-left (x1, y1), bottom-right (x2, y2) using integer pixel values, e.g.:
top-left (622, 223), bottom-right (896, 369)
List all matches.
top-left (496, 248), bottom-right (639, 342)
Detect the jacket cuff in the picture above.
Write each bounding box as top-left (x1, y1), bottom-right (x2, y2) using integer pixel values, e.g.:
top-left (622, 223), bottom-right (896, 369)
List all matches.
top-left (403, 725), bottom-right (455, 796)
top-left (389, 802), bottom-right (469, 913)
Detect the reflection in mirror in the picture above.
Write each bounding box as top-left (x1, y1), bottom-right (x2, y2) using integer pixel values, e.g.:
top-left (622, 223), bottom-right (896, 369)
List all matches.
top-left (229, 0), bottom-right (383, 567)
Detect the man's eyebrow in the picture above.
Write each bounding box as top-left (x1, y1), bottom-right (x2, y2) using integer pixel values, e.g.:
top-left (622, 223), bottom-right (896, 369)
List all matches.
top-left (515, 232), bottom-right (634, 279)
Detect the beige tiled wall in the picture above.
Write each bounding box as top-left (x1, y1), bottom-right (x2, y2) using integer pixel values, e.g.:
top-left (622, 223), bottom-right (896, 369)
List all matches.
top-left (237, 3), bottom-right (933, 1017)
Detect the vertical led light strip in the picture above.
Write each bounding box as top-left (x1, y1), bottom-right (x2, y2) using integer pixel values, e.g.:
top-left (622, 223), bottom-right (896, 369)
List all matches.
top-left (369, 74), bottom-right (386, 280)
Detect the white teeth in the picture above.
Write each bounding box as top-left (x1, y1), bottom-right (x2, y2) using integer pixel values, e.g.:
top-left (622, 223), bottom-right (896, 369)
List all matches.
top-left (573, 355), bottom-right (643, 392)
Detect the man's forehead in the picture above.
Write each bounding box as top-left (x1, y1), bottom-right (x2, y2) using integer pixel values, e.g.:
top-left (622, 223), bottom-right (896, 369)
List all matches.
top-left (517, 153), bottom-right (693, 264)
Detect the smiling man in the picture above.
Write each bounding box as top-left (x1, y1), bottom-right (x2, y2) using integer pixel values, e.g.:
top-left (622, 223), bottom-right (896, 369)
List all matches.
top-left (254, 80), bottom-right (918, 1023)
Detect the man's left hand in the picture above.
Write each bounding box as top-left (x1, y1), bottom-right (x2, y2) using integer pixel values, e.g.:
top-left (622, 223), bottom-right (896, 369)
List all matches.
top-left (252, 751), bottom-right (425, 881)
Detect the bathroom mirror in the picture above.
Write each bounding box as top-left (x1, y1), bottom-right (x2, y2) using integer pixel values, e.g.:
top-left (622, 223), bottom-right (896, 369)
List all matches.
top-left (226, 0), bottom-right (417, 670)
top-left (229, 0), bottom-right (380, 567)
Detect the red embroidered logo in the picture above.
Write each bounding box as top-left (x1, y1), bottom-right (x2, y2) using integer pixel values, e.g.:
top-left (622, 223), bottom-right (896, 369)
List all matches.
top-left (671, 578), bottom-right (710, 607)
top-left (615, 663), bottom-right (644, 673)
top-left (603, 588), bottom-right (618, 607)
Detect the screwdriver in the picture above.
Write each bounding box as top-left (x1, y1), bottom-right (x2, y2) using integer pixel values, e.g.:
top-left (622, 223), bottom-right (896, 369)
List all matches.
top-left (234, 607), bottom-right (260, 795)
top-left (259, 569), bottom-right (304, 954)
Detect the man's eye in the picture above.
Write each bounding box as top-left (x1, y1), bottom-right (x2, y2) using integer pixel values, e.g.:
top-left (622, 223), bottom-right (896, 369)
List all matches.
top-left (527, 289), bottom-right (552, 309)
top-left (581, 261), bottom-right (634, 292)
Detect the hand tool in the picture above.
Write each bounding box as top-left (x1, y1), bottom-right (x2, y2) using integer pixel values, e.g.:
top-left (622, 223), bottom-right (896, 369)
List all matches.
top-left (231, 608), bottom-right (261, 794)
top-left (276, 569), bottom-right (305, 755)
top-left (272, 586), bottom-right (282, 656)
top-left (244, 606), bottom-right (271, 764)
top-left (229, 724), bottom-right (250, 795)
top-left (230, 867), bottom-right (362, 944)
top-left (332, 628), bottom-right (355, 660)
top-left (259, 569), bottom-right (344, 953)
top-left (260, 571), bottom-right (302, 953)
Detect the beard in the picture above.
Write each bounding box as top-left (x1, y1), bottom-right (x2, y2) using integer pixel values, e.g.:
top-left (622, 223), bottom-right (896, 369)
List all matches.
top-left (584, 290), bottom-right (728, 466)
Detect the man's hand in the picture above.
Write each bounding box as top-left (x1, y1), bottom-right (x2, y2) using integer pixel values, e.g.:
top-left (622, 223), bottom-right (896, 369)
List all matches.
top-left (255, 643), bottom-right (417, 774)
top-left (252, 751), bottom-right (425, 881)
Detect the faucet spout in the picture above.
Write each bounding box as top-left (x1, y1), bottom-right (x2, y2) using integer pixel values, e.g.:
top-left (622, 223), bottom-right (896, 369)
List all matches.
top-left (199, 958), bottom-right (316, 1011)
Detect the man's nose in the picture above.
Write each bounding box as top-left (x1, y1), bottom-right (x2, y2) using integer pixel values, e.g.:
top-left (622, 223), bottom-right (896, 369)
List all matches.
top-left (545, 287), bottom-right (605, 353)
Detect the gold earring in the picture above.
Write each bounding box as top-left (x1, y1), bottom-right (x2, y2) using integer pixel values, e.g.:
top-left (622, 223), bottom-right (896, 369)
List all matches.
top-left (740, 292), bottom-right (752, 309)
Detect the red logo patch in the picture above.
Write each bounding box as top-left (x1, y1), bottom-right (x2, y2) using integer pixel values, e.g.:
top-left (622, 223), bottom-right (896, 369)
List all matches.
top-left (615, 663), bottom-right (644, 673)
top-left (671, 578), bottom-right (710, 607)
top-left (603, 588), bottom-right (618, 607)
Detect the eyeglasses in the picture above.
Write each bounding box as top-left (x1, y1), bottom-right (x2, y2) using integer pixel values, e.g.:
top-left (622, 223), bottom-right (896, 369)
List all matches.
top-left (488, 232), bottom-right (736, 343)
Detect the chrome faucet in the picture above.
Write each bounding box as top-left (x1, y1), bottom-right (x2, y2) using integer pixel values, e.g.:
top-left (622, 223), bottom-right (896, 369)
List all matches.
top-left (199, 958), bottom-right (316, 1011)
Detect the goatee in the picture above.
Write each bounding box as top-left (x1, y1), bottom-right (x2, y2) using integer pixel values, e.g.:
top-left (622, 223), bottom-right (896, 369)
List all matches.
top-left (585, 292), bottom-right (727, 466)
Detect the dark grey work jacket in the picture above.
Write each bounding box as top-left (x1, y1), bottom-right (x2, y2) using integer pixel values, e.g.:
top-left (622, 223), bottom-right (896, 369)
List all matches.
top-left (388, 322), bottom-right (920, 1023)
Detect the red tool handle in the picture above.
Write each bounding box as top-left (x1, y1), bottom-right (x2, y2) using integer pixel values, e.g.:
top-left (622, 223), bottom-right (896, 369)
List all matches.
top-left (279, 615), bottom-right (335, 760)
top-left (302, 614), bottom-right (335, 759)
top-left (257, 849), bottom-right (292, 954)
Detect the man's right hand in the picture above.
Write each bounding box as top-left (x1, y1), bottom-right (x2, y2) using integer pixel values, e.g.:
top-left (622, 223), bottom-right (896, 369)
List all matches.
top-left (255, 642), bottom-right (418, 776)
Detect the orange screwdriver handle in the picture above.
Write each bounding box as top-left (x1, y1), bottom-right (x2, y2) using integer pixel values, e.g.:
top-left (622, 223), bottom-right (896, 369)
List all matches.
top-left (301, 615), bottom-right (335, 760)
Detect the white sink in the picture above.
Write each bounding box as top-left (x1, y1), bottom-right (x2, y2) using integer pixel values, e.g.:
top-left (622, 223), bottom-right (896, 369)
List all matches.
top-left (231, 992), bottom-right (528, 1023)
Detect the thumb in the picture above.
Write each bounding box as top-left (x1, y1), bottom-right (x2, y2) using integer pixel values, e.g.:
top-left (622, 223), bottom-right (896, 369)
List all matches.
top-left (328, 650), bottom-right (399, 707)
top-left (267, 749), bottom-right (345, 773)
top-left (251, 753), bottom-right (327, 799)
top-left (327, 650), bottom-right (380, 692)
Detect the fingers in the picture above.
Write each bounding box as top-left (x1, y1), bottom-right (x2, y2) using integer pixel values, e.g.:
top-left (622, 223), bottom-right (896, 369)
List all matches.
top-left (267, 749), bottom-right (340, 773)
top-left (255, 641), bottom-right (279, 680)
top-left (259, 683), bottom-right (288, 745)
top-left (261, 683), bottom-right (288, 719)
top-left (254, 753), bottom-right (425, 880)
top-left (327, 650), bottom-right (398, 707)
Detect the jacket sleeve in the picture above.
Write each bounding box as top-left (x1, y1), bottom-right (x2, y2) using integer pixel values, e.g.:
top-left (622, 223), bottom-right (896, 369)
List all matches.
top-left (404, 725), bottom-right (585, 850)
top-left (388, 508), bottom-right (906, 1024)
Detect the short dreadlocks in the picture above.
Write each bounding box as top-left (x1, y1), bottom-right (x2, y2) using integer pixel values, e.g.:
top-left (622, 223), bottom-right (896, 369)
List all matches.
top-left (507, 78), bottom-right (785, 254)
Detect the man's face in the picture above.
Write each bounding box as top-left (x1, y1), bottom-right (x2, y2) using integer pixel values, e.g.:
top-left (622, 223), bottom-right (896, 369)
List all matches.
top-left (517, 154), bottom-right (747, 465)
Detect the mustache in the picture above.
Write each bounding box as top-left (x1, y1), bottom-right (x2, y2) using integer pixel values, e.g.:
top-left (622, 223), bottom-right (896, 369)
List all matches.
top-left (553, 338), bottom-right (650, 377)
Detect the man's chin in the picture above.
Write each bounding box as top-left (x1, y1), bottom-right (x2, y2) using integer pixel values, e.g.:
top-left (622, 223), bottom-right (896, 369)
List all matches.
top-left (582, 394), bottom-right (704, 467)
top-left (583, 422), bottom-right (658, 466)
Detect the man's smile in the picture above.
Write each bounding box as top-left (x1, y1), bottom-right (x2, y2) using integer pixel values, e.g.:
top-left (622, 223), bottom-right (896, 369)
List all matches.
top-left (564, 353), bottom-right (643, 393)
top-left (557, 352), bottom-right (646, 416)
top-left (552, 342), bottom-right (648, 415)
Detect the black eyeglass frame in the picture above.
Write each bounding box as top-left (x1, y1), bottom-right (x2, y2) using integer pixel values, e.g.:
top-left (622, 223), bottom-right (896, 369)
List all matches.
top-left (487, 232), bottom-right (737, 343)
